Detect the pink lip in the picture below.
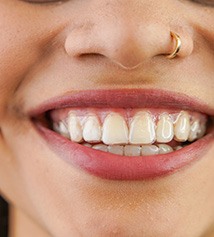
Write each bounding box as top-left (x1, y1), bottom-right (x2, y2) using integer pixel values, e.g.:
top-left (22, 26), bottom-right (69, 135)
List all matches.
top-left (29, 89), bottom-right (214, 116)
top-left (31, 89), bottom-right (214, 180)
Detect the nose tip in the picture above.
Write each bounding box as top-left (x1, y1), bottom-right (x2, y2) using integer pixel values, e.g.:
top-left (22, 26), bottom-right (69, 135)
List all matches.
top-left (64, 9), bottom-right (187, 70)
top-left (98, 21), bottom-right (164, 69)
top-left (64, 23), bottom-right (147, 68)
top-left (104, 31), bottom-right (148, 69)
top-left (64, 22), bottom-right (163, 69)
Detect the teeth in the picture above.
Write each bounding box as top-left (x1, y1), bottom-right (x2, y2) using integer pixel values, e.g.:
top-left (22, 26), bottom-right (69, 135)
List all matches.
top-left (90, 144), bottom-right (180, 155)
top-left (92, 144), bottom-right (108, 152)
top-left (141, 145), bottom-right (159, 156)
top-left (82, 143), bottom-right (92, 148)
top-left (197, 122), bottom-right (206, 139)
top-left (129, 112), bottom-right (156, 145)
top-left (124, 145), bottom-right (141, 156)
top-left (174, 146), bottom-right (183, 151)
top-left (83, 115), bottom-right (101, 143)
top-left (67, 113), bottom-right (83, 142)
top-left (102, 113), bottom-right (129, 145)
top-left (174, 111), bottom-right (190, 142)
top-left (108, 145), bottom-right (124, 155)
top-left (54, 109), bottom-right (206, 153)
top-left (156, 113), bottom-right (174, 143)
top-left (158, 144), bottom-right (173, 154)
top-left (53, 121), bottom-right (70, 138)
top-left (188, 120), bottom-right (200, 142)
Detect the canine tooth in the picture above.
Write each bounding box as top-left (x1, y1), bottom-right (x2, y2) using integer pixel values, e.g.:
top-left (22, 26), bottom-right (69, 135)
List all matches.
top-left (108, 145), bottom-right (124, 155)
top-left (67, 113), bottom-right (83, 142)
top-left (92, 144), bottom-right (108, 152)
top-left (156, 114), bottom-right (174, 143)
top-left (83, 115), bottom-right (101, 143)
top-left (158, 144), bottom-right (173, 154)
top-left (141, 145), bottom-right (159, 156)
top-left (102, 113), bottom-right (129, 145)
top-left (129, 112), bottom-right (156, 145)
top-left (174, 111), bottom-right (190, 142)
top-left (188, 120), bottom-right (200, 142)
top-left (124, 145), bottom-right (141, 156)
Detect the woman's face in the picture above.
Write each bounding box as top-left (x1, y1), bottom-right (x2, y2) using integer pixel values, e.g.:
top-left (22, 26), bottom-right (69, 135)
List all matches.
top-left (0, 0), bottom-right (214, 236)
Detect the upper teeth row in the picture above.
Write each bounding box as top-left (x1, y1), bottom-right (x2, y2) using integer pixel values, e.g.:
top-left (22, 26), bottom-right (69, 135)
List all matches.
top-left (53, 111), bottom-right (206, 145)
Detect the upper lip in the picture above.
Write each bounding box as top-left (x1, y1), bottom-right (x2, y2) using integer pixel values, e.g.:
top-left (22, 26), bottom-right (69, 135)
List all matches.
top-left (29, 88), bottom-right (214, 117)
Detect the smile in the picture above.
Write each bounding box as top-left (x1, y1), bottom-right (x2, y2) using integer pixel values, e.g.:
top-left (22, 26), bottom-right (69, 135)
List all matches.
top-left (30, 89), bottom-right (214, 180)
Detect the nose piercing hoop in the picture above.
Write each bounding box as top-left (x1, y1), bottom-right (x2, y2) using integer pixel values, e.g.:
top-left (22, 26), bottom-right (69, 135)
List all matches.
top-left (167, 31), bottom-right (181, 59)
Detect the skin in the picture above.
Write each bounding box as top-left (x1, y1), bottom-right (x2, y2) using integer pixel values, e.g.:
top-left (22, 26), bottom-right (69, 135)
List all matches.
top-left (0, 0), bottom-right (213, 236)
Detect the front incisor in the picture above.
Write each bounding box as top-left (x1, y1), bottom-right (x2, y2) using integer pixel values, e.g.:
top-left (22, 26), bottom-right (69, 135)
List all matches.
top-left (129, 112), bottom-right (156, 144)
top-left (102, 113), bottom-right (129, 145)
top-left (108, 145), bottom-right (124, 155)
top-left (124, 145), bottom-right (141, 156)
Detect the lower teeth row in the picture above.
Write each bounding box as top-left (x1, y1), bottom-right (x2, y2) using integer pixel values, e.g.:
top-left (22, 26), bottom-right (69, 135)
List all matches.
top-left (82, 143), bottom-right (184, 156)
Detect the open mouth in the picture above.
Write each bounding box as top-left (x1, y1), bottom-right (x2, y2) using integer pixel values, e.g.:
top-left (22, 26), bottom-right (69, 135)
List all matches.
top-left (31, 89), bottom-right (214, 180)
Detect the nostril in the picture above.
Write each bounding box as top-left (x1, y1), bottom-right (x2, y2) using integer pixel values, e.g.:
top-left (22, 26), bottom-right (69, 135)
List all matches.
top-left (79, 52), bottom-right (105, 59)
top-left (64, 26), bottom-right (105, 58)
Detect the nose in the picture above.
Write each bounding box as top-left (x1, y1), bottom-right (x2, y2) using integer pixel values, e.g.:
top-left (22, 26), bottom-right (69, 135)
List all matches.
top-left (64, 1), bottom-right (178, 69)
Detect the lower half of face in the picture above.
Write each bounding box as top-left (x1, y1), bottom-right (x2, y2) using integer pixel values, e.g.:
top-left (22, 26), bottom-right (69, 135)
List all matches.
top-left (0, 0), bottom-right (214, 237)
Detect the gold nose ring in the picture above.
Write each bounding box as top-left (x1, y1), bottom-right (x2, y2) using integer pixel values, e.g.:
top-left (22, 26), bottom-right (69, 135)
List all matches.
top-left (167, 31), bottom-right (182, 59)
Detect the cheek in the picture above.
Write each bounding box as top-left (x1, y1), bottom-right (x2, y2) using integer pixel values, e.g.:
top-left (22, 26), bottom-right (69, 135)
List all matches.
top-left (0, 4), bottom-right (63, 116)
top-left (0, 12), bottom-right (34, 94)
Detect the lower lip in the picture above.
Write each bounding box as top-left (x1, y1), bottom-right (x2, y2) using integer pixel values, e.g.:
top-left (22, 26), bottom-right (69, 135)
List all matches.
top-left (36, 124), bottom-right (214, 180)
